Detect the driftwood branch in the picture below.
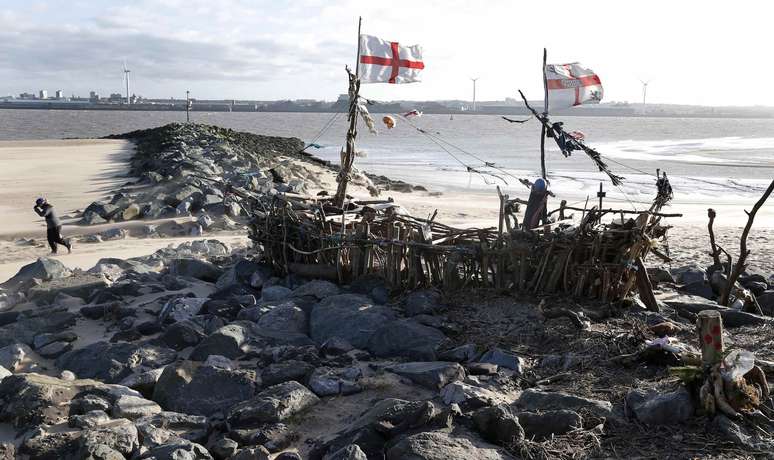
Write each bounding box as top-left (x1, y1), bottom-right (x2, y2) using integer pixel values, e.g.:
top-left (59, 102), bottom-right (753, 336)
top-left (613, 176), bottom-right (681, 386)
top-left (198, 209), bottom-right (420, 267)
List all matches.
top-left (707, 208), bottom-right (721, 267)
top-left (719, 180), bottom-right (774, 306)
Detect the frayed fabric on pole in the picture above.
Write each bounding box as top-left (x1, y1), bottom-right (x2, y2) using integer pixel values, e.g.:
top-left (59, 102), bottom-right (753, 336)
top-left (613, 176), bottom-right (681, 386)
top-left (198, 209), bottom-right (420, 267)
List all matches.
top-left (357, 102), bottom-right (378, 134)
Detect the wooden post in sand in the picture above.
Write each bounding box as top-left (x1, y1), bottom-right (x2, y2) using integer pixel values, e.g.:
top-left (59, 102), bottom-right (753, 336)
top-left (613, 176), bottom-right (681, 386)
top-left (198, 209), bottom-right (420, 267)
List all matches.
top-left (697, 310), bottom-right (724, 366)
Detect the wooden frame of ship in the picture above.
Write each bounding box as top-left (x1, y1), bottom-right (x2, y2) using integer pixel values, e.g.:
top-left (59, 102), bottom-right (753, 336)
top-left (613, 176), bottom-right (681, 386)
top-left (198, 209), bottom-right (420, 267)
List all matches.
top-left (230, 32), bottom-right (682, 308)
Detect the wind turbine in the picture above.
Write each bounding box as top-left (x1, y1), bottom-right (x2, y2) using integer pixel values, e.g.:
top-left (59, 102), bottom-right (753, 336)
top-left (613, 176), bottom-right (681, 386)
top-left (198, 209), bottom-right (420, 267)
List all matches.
top-left (123, 61), bottom-right (131, 105)
top-left (640, 79), bottom-right (651, 106)
top-left (470, 77), bottom-right (479, 111)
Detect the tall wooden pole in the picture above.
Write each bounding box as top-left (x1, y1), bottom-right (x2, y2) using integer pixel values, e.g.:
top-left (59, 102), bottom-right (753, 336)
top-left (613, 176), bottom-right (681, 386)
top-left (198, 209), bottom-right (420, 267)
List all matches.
top-left (186, 90), bottom-right (190, 123)
top-left (333, 17), bottom-right (362, 208)
top-left (540, 48), bottom-right (548, 179)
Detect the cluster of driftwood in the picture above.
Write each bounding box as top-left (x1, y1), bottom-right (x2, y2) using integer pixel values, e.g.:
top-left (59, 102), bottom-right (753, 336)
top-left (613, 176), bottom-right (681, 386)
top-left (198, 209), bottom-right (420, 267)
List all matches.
top-left (234, 183), bottom-right (679, 304)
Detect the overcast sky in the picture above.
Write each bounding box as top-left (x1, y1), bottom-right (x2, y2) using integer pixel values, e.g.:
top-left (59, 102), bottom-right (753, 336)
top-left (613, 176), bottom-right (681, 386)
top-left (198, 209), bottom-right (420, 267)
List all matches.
top-left (0, 0), bottom-right (770, 106)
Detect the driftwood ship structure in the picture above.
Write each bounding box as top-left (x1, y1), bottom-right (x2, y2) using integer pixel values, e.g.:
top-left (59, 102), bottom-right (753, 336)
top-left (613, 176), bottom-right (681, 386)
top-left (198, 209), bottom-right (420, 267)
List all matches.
top-left (233, 182), bottom-right (679, 307)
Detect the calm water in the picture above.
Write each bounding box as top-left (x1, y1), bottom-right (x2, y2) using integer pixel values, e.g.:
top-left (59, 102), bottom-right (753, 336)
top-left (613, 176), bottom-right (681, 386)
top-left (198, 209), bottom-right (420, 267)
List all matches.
top-left (1, 109), bottom-right (772, 200)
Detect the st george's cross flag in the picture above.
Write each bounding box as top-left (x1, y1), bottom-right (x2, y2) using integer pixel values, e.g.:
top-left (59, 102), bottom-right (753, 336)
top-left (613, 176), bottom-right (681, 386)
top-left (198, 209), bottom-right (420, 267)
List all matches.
top-left (545, 63), bottom-right (603, 108)
top-left (358, 34), bottom-right (424, 84)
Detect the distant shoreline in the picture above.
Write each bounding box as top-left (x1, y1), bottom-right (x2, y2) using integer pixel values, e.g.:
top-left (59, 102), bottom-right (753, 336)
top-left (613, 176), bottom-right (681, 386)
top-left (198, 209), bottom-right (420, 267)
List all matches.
top-left (2, 102), bottom-right (774, 119)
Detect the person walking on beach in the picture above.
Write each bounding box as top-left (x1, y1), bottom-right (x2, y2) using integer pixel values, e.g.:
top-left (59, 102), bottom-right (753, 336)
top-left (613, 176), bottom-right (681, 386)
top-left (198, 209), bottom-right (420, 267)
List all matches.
top-left (33, 197), bottom-right (71, 254)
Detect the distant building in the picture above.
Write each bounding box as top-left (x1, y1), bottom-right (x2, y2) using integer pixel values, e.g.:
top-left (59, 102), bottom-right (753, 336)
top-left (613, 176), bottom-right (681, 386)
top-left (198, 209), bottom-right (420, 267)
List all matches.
top-left (39, 90), bottom-right (48, 99)
top-left (108, 93), bottom-right (123, 103)
top-left (89, 91), bottom-right (100, 102)
top-left (19, 92), bottom-right (35, 99)
top-left (55, 90), bottom-right (64, 99)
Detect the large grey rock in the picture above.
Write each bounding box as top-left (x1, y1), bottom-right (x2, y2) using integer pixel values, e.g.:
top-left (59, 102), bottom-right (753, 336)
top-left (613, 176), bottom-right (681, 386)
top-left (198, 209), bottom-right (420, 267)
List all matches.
top-left (386, 431), bottom-right (515, 460)
top-left (153, 361), bottom-right (258, 417)
top-left (473, 404), bottom-right (525, 445)
top-left (190, 324), bottom-right (247, 360)
top-left (135, 411), bottom-right (209, 445)
top-left (112, 394), bottom-right (162, 420)
top-left (310, 294), bottom-right (395, 348)
top-left (405, 289), bottom-right (442, 316)
top-left (27, 272), bottom-right (109, 302)
top-left (292, 280), bottom-right (340, 299)
top-left (516, 410), bottom-right (582, 439)
top-left (517, 389), bottom-right (612, 418)
top-left (159, 297), bottom-right (208, 324)
top-left (387, 362), bottom-right (465, 390)
top-left (367, 319), bottom-right (447, 360)
top-left (440, 381), bottom-right (504, 408)
top-left (625, 387), bottom-right (694, 425)
top-left (757, 290), bottom-right (774, 315)
top-left (168, 258), bottom-right (223, 282)
top-left (0, 365), bottom-right (10, 382)
top-left (231, 446), bottom-right (271, 460)
top-left (160, 320), bottom-right (206, 350)
top-left (324, 444), bottom-right (367, 460)
top-left (1, 257), bottom-right (70, 290)
top-left (256, 302), bottom-right (308, 334)
top-left (139, 441), bottom-right (213, 460)
top-left (84, 201), bottom-right (120, 220)
top-left (261, 285), bottom-right (292, 302)
top-left (79, 418), bottom-right (140, 458)
top-left (56, 341), bottom-right (177, 383)
top-left (308, 366), bottom-right (362, 397)
top-left (260, 360), bottom-right (314, 387)
top-left (0, 343), bottom-right (31, 371)
top-left (479, 348), bottom-right (525, 374)
top-left (20, 431), bottom-right (82, 460)
top-left (226, 381), bottom-right (319, 429)
top-left (0, 373), bottom-right (142, 430)
top-left (674, 265), bottom-right (706, 285)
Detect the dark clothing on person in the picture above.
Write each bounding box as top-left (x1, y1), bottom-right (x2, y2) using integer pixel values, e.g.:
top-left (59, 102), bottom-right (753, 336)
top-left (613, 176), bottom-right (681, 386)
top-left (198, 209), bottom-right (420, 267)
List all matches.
top-left (34, 203), bottom-right (69, 253)
top-left (34, 204), bottom-right (61, 229)
top-left (46, 226), bottom-right (69, 253)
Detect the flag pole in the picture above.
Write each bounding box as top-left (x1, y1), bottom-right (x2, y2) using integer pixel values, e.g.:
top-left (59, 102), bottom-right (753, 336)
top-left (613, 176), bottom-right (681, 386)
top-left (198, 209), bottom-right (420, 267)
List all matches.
top-left (333, 16), bottom-right (362, 208)
top-left (540, 47), bottom-right (548, 180)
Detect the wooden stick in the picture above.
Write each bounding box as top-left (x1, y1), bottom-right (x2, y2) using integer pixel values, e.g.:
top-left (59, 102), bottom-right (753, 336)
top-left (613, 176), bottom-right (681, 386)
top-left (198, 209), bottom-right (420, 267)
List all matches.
top-left (707, 208), bottom-right (721, 267)
top-left (719, 179), bottom-right (774, 306)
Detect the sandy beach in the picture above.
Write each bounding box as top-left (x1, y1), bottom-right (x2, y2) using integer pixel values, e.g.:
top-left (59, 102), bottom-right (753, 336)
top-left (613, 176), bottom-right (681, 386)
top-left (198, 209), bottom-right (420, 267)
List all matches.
top-left (1, 137), bottom-right (773, 283)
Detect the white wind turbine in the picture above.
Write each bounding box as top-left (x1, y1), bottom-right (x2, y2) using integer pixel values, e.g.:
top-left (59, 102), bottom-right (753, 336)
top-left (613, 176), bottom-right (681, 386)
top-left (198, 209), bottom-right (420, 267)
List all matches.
top-left (123, 61), bottom-right (131, 105)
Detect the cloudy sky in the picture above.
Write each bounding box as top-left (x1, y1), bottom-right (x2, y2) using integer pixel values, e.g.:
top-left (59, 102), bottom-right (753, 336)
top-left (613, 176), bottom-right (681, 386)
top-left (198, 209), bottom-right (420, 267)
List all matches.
top-left (0, 0), bottom-right (770, 106)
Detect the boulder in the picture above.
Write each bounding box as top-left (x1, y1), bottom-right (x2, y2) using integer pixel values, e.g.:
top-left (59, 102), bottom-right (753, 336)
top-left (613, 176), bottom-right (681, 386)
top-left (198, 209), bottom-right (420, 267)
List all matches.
top-left (324, 444), bottom-right (367, 460)
top-left (516, 410), bottom-right (582, 439)
top-left (473, 404), bottom-right (525, 445)
top-left (56, 341), bottom-right (177, 383)
top-left (153, 360), bottom-right (259, 417)
top-left (27, 272), bottom-right (109, 303)
top-left (135, 411), bottom-right (209, 444)
top-left (1, 257), bottom-right (70, 290)
top-left (757, 290), bottom-right (774, 315)
top-left (139, 441), bottom-right (213, 460)
top-left (387, 362), bottom-right (465, 390)
top-left (367, 319), bottom-right (446, 360)
top-left (121, 203), bottom-right (142, 221)
top-left (20, 431), bottom-right (82, 460)
top-left (112, 394), bottom-right (162, 420)
top-left (386, 431), bottom-right (514, 460)
top-left (438, 344), bottom-right (479, 363)
top-left (0, 343), bottom-right (31, 371)
top-left (159, 297), bottom-right (210, 324)
top-left (37, 340), bottom-right (73, 358)
top-left (261, 285), bottom-right (292, 302)
top-left (100, 228), bottom-right (128, 241)
top-left (310, 294), bottom-right (396, 348)
top-left (516, 389), bottom-right (612, 418)
top-left (255, 302), bottom-right (308, 334)
top-left (168, 258), bottom-right (223, 282)
top-left (79, 418), bottom-right (140, 458)
top-left (292, 280), bottom-right (340, 300)
top-left (160, 320), bottom-right (206, 350)
top-left (674, 265), bottom-right (706, 285)
top-left (0, 366), bottom-right (10, 382)
top-left (84, 201), bottom-right (120, 220)
top-left (440, 381), bottom-right (504, 408)
top-left (479, 348), bottom-right (525, 374)
top-left (260, 360), bottom-right (314, 387)
top-left (308, 366), bottom-right (362, 397)
top-left (226, 381), bottom-right (319, 429)
top-left (69, 409), bottom-right (110, 429)
top-left (625, 387), bottom-right (694, 425)
top-left (404, 289), bottom-right (442, 316)
top-left (190, 324), bottom-right (248, 360)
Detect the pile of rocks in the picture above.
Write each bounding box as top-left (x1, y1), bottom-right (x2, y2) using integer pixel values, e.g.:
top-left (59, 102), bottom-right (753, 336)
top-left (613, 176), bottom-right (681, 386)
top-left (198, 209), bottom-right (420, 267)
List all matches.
top-left (75, 123), bottom-right (382, 242)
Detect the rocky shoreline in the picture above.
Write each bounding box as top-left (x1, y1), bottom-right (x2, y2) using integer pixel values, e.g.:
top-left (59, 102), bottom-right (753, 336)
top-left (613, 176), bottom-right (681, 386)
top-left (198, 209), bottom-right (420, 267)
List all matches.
top-left (0, 123), bottom-right (772, 459)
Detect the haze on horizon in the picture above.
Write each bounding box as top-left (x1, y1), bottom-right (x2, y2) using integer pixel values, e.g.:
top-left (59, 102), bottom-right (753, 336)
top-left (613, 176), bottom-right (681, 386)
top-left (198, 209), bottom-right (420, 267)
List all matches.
top-left (0, 0), bottom-right (769, 107)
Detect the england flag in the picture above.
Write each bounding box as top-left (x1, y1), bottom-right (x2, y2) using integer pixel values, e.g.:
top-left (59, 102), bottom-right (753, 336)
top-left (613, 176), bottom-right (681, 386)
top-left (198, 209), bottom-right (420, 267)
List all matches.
top-left (545, 63), bottom-right (603, 108)
top-left (358, 34), bottom-right (424, 84)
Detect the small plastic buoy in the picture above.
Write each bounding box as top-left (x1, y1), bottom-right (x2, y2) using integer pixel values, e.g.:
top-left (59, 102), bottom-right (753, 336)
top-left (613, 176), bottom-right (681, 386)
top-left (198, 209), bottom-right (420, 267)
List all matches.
top-left (382, 115), bottom-right (396, 129)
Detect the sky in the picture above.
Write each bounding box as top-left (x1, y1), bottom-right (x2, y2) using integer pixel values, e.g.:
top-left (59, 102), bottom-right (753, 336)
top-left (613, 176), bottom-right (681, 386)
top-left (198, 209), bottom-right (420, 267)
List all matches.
top-left (0, 0), bottom-right (772, 106)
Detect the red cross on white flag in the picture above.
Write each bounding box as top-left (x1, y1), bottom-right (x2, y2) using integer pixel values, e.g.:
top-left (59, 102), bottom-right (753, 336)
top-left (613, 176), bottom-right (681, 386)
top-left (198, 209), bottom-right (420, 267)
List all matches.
top-left (358, 34), bottom-right (424, 84)
top-left (545, 63), bottom-right (603, 108)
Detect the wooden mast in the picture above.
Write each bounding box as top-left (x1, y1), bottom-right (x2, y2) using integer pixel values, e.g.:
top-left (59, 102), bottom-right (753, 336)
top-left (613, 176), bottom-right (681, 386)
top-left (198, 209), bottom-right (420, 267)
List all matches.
top-left (333, 16), bottom-right (363, 208)
top-left (540, 48), bottom-right (548, 179)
